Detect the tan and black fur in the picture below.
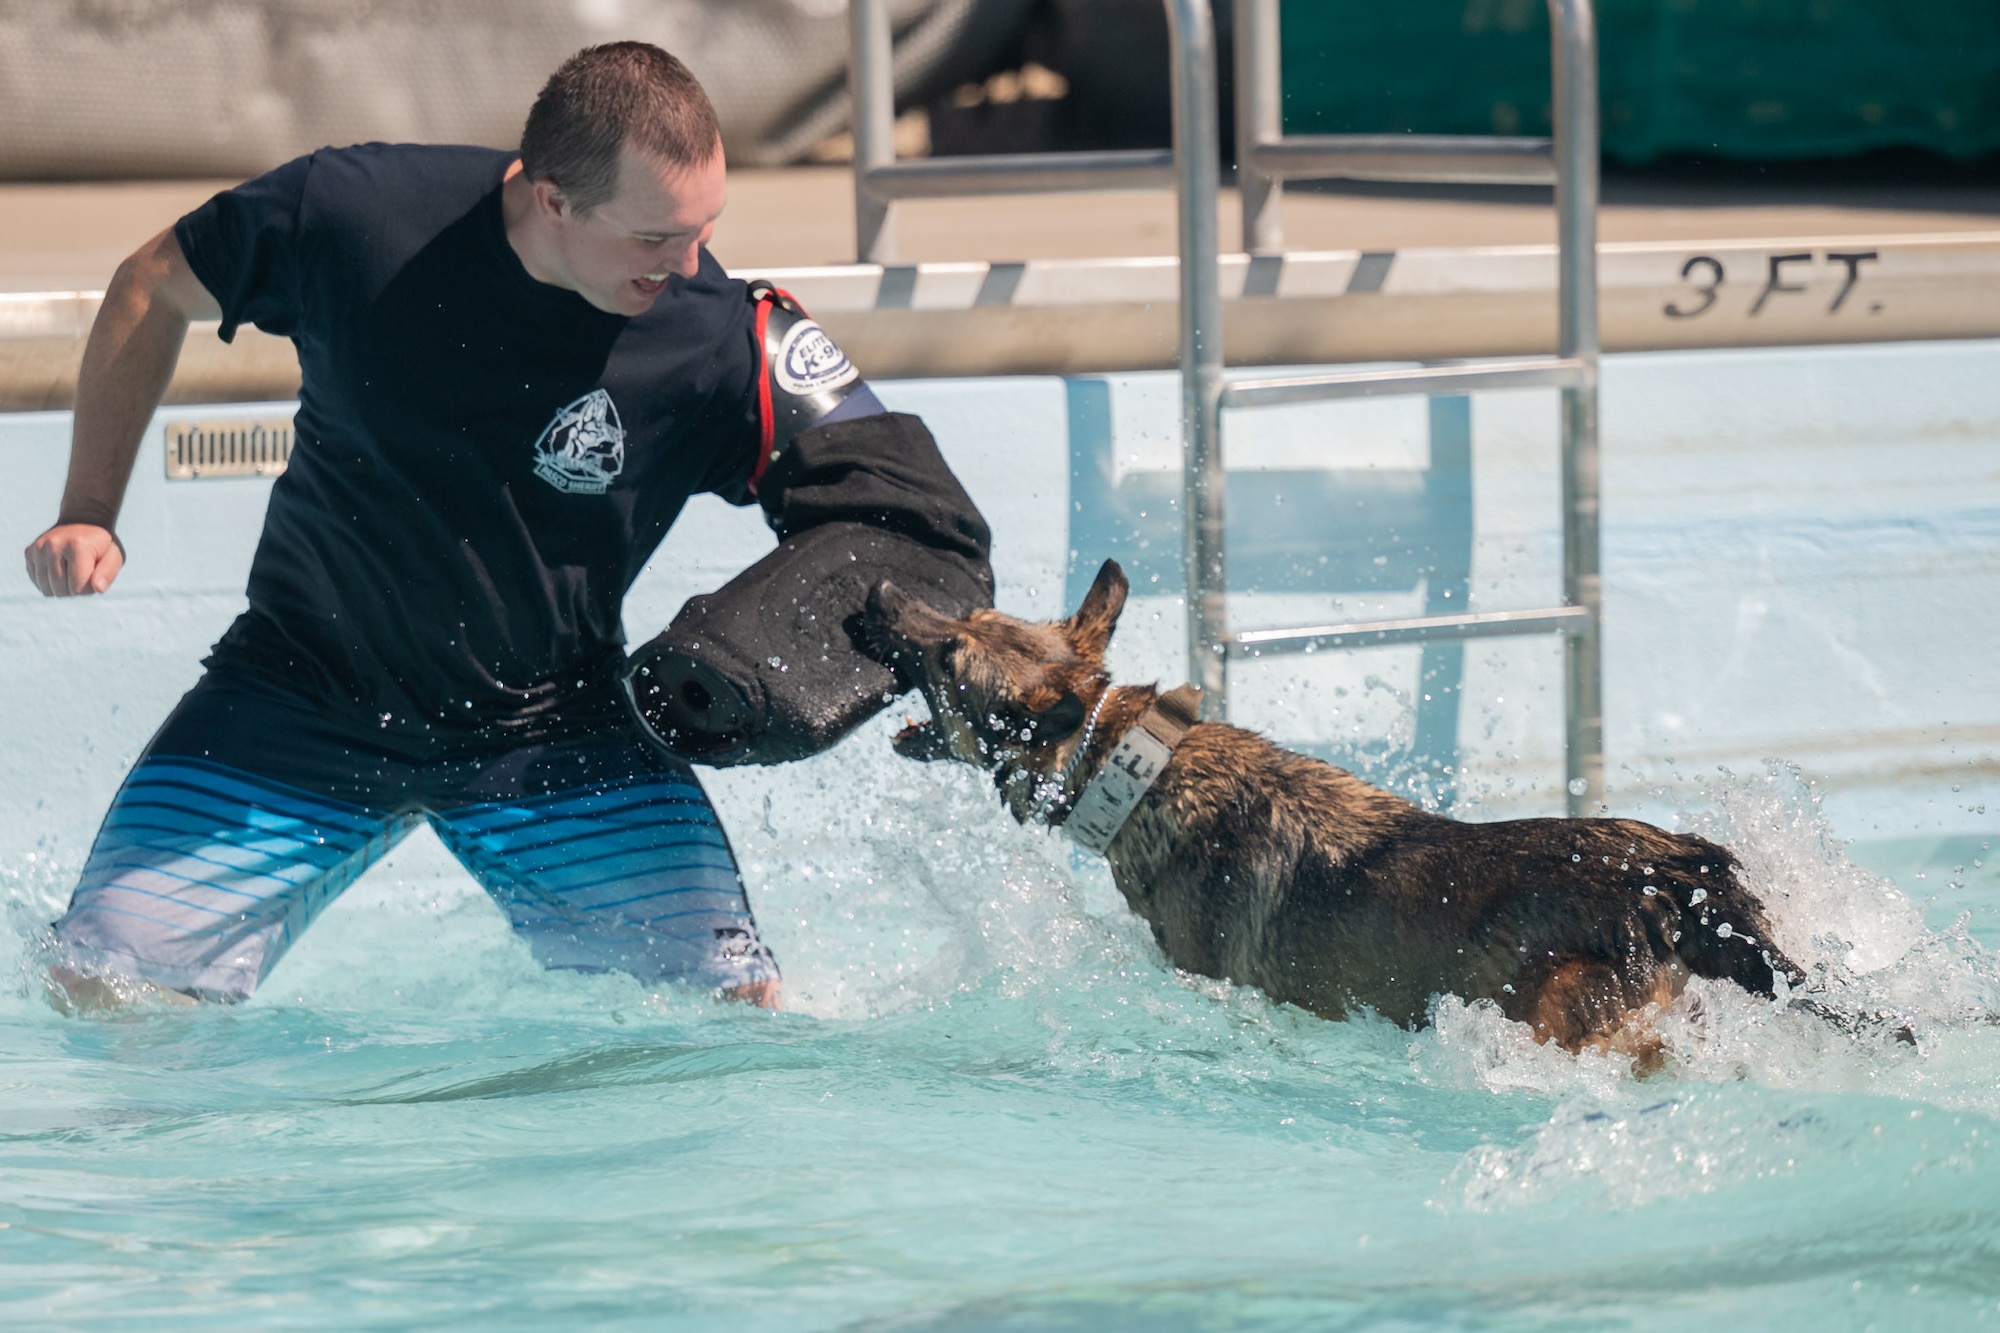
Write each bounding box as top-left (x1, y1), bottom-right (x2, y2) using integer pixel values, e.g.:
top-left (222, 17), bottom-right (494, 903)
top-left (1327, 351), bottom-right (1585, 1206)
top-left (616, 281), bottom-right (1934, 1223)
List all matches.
top-left (866, 559), bottom-right (1804, 1063)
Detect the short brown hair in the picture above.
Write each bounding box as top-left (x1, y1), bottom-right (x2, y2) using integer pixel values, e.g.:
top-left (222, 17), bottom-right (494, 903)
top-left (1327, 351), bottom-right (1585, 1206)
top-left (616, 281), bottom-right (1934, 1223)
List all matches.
top-left (520, 42), bottom-right (721, 213)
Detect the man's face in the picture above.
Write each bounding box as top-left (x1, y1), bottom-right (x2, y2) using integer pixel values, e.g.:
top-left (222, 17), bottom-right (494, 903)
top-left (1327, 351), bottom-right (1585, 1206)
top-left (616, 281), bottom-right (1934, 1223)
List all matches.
top-left (544, 141), bottom-right (727, 316)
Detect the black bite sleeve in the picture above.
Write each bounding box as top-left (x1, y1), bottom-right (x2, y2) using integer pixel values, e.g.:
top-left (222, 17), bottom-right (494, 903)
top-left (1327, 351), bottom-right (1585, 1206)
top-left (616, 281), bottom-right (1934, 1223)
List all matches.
top-left (622, 413), bottom-right (993, 766)
top-left (757, 410), bottom-right (992, 558)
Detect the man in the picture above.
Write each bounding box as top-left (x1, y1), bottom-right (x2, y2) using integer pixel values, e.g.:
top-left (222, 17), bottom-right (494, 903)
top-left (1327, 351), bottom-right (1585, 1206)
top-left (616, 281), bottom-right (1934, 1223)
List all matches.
top-left (23, 43), bottom-right (827, 1008)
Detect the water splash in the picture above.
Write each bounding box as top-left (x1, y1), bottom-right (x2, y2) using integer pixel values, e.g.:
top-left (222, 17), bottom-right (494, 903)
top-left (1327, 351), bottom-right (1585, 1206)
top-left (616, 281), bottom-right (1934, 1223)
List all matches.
top-left (1680, 761), bottom-right (1927, 975)
top-left (3, 725), bottom-right (1997, 1325)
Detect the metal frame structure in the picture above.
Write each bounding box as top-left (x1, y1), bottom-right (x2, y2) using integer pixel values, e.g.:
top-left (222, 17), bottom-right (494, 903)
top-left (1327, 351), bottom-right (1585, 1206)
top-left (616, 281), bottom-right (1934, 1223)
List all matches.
top-left (847, 0), bottom-right (1604, 814)
top-left (847, 0), bottom-right (1177, 264)
top-left (1208, 0), bottom-right (1602, 814)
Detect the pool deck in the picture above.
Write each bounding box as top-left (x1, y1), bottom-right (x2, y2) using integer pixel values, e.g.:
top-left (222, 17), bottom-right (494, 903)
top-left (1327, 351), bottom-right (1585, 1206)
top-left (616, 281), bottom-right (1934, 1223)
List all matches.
top-left (5, 166), bottom-right (2000, 289)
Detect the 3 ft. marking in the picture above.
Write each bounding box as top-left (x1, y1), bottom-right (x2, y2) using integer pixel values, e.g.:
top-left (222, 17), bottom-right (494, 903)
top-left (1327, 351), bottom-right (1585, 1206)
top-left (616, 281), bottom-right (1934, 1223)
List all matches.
top-left (1664, 250), bottom-right (1881, 319)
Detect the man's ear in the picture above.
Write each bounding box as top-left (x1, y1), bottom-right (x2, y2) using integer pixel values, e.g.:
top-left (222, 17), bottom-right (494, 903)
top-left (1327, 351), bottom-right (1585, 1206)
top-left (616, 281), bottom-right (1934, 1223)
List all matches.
top-left (1028, 691), bottom-right (1087, 742)
top-left (530, 176), bottom-right (569, 221)
top-left (1065, 560), bottom-right (1128, 661)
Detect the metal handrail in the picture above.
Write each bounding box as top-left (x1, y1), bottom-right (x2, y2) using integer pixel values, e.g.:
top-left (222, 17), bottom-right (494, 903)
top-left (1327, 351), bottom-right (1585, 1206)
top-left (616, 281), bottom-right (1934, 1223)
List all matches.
top-left (1201, 0), bottom-right (1604, 814)
top-left (1552, 0), bottom-right (1605, 815)
top-left (861, 150), bottom-right (1175, 201)
top-left (1167, 0), bottom-right (1228, 720)
top-left (1235, 0), bottom-right (1576, 250)
top-left (1245, 135), bottom-right (1556, 187)
top-left (843, 0), bottom-right (1232, 702)
top-left (844, 0), bottom-right (1604, 814)
top-left (1218, 357), bottom-right (1588, 410)
top-left (847, 0), bottom-right (1178, 261)
top-left (1234, 606), bottom-right (1592, 655)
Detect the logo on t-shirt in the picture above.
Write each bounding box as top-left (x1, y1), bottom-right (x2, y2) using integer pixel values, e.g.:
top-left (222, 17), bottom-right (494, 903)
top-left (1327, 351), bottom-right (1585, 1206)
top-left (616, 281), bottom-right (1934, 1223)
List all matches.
top-left (774, 319), bottom-right (860, 396)
top-left (531, 389), bottom-right (626, 495)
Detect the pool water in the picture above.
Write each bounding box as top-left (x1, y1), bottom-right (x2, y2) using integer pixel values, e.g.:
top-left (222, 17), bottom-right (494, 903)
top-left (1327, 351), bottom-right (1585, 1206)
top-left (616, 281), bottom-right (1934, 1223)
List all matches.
top-left (3, 342), bottom-right (1999, 1327)
top-left (2, 735), bottom-right (1997, 1330)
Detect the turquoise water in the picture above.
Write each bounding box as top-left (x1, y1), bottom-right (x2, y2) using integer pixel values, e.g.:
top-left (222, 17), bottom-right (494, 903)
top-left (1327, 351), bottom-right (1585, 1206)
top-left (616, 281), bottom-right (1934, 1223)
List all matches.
top-left (4, 343), bottom-right (1998, 1326)
top-left (4, 736), bottom-right (1998, 1330)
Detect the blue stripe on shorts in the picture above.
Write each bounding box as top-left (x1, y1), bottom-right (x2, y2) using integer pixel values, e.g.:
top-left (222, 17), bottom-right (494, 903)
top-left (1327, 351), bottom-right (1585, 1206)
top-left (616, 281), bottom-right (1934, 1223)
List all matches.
top-left (430, 773), bottom-right (775, 988)
top-left (55, 758), bottom-right (411, 999)
top-left (52, 672), bottom-right (779, 1000)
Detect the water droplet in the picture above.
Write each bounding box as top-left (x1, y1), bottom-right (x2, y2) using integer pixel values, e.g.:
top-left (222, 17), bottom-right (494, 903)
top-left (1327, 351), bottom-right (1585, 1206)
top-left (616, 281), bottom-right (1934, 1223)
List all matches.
top-left (1567, 778), bottom-right (1587, 796)
top-left (1571, 853), bottom-right (1581, 862)
top-left (1690, 887), bottom-right (1707, 904)
top-left (1715, 922), bottom-right (1734, 938)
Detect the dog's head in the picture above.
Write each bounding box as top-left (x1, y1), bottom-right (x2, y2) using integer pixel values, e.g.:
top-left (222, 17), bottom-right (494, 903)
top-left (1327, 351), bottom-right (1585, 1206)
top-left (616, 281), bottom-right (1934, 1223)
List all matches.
top-left (865, 560), bottom-right (1129, 821)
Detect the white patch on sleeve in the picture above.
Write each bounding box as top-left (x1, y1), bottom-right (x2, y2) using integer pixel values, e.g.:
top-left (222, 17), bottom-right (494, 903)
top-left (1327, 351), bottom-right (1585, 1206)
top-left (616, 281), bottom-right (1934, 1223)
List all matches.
top-left (774, 319), bottom-right (860, 396)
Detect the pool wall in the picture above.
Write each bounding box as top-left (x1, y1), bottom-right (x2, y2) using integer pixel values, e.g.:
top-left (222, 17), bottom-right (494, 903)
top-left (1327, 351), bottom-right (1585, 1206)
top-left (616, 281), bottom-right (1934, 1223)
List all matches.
top-left (4, 339), bottom-right (1996, 923)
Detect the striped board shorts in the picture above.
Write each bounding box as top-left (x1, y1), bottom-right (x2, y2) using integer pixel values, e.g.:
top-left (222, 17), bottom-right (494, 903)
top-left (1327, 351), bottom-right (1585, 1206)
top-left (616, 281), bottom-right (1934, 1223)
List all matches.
top-left (50, 671), bottom-right (778, 1001)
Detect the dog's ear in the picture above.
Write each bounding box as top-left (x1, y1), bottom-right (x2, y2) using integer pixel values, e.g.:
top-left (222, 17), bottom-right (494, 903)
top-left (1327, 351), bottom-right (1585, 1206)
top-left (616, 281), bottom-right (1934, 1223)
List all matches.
top-left (1065, 560), bottom-right (1128, 661)
top-left (1027, 691), bottom-right (1087, 742)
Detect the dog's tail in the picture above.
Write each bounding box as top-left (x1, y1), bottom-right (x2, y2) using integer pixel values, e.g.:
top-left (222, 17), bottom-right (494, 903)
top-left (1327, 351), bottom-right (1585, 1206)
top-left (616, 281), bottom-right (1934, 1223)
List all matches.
top-left (1653, 837), bottom-right (1804, 997)
top-left (1658, 846), bottom-right (1924, 1046)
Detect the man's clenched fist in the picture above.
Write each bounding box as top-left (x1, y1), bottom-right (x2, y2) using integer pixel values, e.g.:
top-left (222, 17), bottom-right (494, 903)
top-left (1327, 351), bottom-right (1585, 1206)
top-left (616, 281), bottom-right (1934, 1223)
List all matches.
top-left (25, 523), bottom-right (124, 596)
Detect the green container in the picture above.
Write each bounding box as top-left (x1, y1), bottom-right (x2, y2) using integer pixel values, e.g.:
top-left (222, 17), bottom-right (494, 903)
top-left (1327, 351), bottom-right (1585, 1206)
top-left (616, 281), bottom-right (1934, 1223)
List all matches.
top-left (1278, 0), bottom-right (2000, 164)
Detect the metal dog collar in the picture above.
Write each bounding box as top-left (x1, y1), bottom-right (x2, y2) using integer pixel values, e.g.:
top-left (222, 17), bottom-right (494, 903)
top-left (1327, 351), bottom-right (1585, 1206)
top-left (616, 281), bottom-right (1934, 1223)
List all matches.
top-left (1063, 684), bottom-right (1202, 855)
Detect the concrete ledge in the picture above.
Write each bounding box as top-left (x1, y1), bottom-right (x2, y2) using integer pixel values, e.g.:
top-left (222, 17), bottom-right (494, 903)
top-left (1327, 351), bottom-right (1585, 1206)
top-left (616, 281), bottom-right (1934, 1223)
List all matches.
top-left (7, 231), bottom-right (1999, 409)
top-left (0, 291), bottom-right (301, 411)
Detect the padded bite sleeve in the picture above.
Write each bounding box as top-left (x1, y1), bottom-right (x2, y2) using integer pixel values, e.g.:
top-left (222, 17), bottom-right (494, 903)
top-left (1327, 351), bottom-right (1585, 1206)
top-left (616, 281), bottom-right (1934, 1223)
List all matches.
top-left (623, 413), bottom-right (993, 766)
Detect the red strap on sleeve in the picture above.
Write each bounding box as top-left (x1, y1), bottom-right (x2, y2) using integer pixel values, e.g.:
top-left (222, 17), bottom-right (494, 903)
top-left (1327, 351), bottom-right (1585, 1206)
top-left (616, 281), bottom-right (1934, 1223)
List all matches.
top-left (747, 286), bottom-right (809, 499)
top-left (748, 294), bottom-right (777, 498)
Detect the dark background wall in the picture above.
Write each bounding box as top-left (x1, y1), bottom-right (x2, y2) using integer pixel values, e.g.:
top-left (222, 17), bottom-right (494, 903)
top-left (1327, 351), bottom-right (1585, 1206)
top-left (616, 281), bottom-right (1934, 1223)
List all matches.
top-left (932, 0), bottom-right (2000, 170)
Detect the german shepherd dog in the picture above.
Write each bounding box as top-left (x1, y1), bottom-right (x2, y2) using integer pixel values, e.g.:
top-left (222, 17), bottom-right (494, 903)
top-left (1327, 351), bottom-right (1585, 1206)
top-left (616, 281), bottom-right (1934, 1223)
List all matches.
top-left (866, 560), bottom-right (1805, 1064)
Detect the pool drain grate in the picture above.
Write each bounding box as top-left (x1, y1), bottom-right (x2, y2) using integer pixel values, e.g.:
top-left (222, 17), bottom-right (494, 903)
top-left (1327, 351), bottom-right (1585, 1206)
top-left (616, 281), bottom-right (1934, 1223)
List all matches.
top-left (164, 417), bottom-right (294, 480)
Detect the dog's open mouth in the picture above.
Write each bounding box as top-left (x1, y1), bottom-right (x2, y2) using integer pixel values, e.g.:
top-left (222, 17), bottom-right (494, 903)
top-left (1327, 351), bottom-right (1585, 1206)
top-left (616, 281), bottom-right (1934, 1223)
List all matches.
top-left (893, 717), bottom-right (951, 762)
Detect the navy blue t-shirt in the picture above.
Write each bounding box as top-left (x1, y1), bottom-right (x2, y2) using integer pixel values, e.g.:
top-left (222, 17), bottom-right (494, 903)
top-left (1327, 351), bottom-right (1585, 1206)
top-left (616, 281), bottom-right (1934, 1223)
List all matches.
top-left (174, 144), bottom-right (763, 745)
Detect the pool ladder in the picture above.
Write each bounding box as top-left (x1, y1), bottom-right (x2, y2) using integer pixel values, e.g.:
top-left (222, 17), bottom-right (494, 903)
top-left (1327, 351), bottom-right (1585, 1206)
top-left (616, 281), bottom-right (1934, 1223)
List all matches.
top-left (847, 0), bottom-right (1604, 815)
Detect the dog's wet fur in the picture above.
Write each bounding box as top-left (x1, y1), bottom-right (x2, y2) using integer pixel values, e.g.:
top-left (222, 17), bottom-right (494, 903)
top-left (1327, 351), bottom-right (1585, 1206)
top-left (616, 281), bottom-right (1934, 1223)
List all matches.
top-left (867, 559), bottom-right (1807, 1069)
